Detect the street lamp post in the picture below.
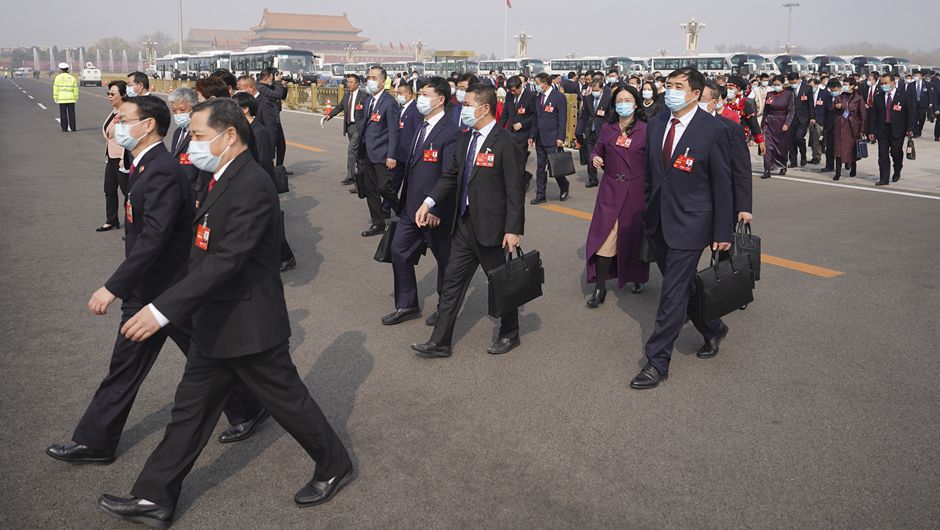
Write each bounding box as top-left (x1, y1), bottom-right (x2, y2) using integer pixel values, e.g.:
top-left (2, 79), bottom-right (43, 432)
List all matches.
top-left (782, 2), bottom-right (799, 54)
top-left (680, 19), bottom-right (705, 56)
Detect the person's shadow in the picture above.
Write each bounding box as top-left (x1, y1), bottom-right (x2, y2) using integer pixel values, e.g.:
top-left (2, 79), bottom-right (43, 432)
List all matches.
top-left (280, 194), bottom-right (322, 288)
top-left (172, 322), bottom-right (372, 520)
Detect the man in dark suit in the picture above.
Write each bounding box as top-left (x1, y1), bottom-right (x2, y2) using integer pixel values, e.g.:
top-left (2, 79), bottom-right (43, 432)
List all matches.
top-left (867, 73), bottom-right (915, 185)
top-left (811, 78), bottom-right (834, 170)
top-left (447, 73), bottom-right (479, 130)
top-left (46, 96), bottom-right (267, 467)
top-left (392, 81), bottom-right (424, 197)
top-left (236, 75), bottom-right (277, 145)
top-left (576, 79), bottom-right (610, 188)
top-left (631, 67), bottom-right (734, 390)
top-left (325, 74), bottom-right (368, 186)
top-left (382, 77), bottom-right (459, 327)
top-left (787, 72), bottom-right (813, 167)
top-left (562, 72), bottom-right (583, 104)
top-left (359, 66), bottom-right (401, 237)
top-left (411, 83), bottom-right (526, 357)
top-left (906, 69), bottom-right (932, 138)
top-left (529, 72), bottom-right (570, 204)
top-left (257, 68), bottom-right (289, 170)
top-left (98, 99), bottom-right (352, 528)
top-left (499, 75), bottom-right (537, 190)
top-left (704, 82), bottom-right (753, 226)
top-left (931, 71), bottom-right (940, 141)
top-left (168, 87), bottom-right (202, 194)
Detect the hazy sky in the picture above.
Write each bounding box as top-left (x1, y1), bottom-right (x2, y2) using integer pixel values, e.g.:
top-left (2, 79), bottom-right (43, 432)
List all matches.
top-left (8, 0), bottom-right (937, 57)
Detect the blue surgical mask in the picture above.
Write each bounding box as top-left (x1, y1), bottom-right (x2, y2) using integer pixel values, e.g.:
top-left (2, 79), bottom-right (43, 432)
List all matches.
top-left (173, 112), bottom-right (191, 129)
top-left (125, 84), bottom-right (137, 98)
top-left (772, 85), bottom-right (784, 93)
top-left (455, 89), bottom-right (466, 103)
top-left (615, 101), bottom-right (635, 117)
top-left (881, 83), bottom-right (892, 92)
top-left (396, 95), bottom-right (407, 106)
top-left (460, 106), bottom-right (481, 128)
top-left (366, 79), bottom-right (380, 94)
top-left (664, 89), bottom-right (691, 112)
top-left (642, 89), bottom-right (654, 100)
top-left (831, 88), bottom-right (842, 96)
top-left (592, 91), bottom-right (602, 98)
top-left (187, 130), bottom-right (230, 173)
top-left (114, 118), bottom-right (151, 150)
top-left (416, 95), bottom-right (439, 116)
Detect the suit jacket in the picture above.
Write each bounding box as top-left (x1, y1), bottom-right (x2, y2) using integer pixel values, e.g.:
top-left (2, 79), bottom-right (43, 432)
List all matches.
top-left (576, 91), bottom-right (611, 137)
top-left (256, 81), bottom-right (286, 120)
top-left (560, 78), bottom-right (582, 102)
top-left (361, 90), bottom-right (401, 164)
top-left (532, 88), bottom-right (568, 146)
top-left (718, 115), bottom-right (753, 215)
top-left (152, 150), bottom-right (291, 358)
top-left (906, 79), bottom-right (932, 109)
top-left (250, 120), bottom-right (275, 178)
top-left (398, 115), bottom-right (460, 222)
top-left (428, 124), bottom-right (525, 246)
top-left (171, 127), bottom-right (203, 192)
top-left (790, 82), bottom-right (814, 125)
top-left (498, 88), bottom-right (537, 142)
top-left (328, 87), bottom-right (368, 135)
top-left (814, 88), bottom-right (834, 128)
top-left (644, 109), bottom-right (734, 250)
top-left (253, 93), bottom-right (277, 134)
top-left (867, 88), bottom-right (916, 138)
top-left (395, 99), bottom-right (424, 165)
top-left (104, 143), bottom-right (194, 301)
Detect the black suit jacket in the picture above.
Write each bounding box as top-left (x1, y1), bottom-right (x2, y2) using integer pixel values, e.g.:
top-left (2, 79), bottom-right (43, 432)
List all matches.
top-left (153, 150), bottom-right (291, 358)
top-left (867, 88), bottom-right (915, 138)
top-left (429, 124), bottom-right (525, 247)
top-left (328, 88), bottom-right (368, 135)
top-left (499, 88), bottom-right (537, 143)
top-left (718, 115), bottom-right (753, 215)
top-left (253, 94), bottom-right (277, 136)
top-left (250, 120), bottom-right (275, 178)
top-left (576, 91), bottom-right (611, 136)
top-left (105, 143), bottom-right (194, 301)
top-left (791, 82), bottom-right (814, 124)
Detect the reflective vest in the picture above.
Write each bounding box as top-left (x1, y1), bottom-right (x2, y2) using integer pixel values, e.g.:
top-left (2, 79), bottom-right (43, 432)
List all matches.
top-left (53, 72), bottom-right (79, 104)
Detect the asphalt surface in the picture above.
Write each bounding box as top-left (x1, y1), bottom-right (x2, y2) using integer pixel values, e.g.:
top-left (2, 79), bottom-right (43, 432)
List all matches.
top-left (2, 77), bottom-right (939, 529)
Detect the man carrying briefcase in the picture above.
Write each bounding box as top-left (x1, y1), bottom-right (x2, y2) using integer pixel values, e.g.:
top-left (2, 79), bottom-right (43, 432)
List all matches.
top-left (412, 83), bottom-right (527, 357)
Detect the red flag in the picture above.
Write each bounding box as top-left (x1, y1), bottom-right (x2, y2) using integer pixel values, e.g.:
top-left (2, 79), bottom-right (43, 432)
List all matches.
top-left (506, 0), bottom-right (512, 7)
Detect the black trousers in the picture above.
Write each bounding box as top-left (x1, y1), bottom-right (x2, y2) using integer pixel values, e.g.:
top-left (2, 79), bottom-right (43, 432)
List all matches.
top-left (643, 232), bottom-right (722, 376)
top-left (363, 162), bottom-right (397, 226)
top-left (59, 103), bottom-right (76, 131)
top-left (913, 107), bottom-right (927, 135)
top-left (583, 129), bottom-right (599, 183)
top-left (274, 121), bottom-right (286, 166)
top-left (71, 295), bottom-right (263, 453)
top-left (876, 131), bottom-right (904, 182)
top-left (104, 158), bottom-right (128, 226)
top-left (429, 213), bottom-right (519, 347)
top-left (788, 119), bottom-right (808, 164)
top-left (822, 125), bottom-right (835, 169)
top-left (535, 143), bottom-right (569, 197)
top-left (130, 343), bottom-right (349, 509)
top-left (509, 134), bottom-right (532, 190)
top-left (391, 215), bottom-right (451, 309)
top-left (280, 210), bottom-right (295, 262)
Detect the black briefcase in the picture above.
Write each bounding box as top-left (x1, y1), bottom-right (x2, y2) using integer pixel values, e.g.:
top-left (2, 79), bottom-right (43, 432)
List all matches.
top-left (373, 220), bottom-right (425, 265)
top-left (272, 166), bottom-right (289, 194)
top-left (547, 148), bottom-right (576, 179)
top-left (486, 247), bottom-right (544, 318)
top-left (855, 139), bottom-right (868, 160)
top-left (906, 137), bottom-right (916, 160)
top-left (732, 221), bottom-right (761, 281)
top-left (354, 158), bottom-right (367, 199)
top-left (694, 249), bottom-right (754, 324)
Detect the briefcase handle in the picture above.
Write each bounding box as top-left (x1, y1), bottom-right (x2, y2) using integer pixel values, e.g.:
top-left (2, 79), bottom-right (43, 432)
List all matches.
top-left (503, 246), bottom-right (528, 277)
top-left (709, 248), bottom-right (743, 280)
top-left (734, 220), bottom-right (754, 247)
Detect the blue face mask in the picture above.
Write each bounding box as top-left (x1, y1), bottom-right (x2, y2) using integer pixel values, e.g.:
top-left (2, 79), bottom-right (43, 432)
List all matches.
top-left (366, 79), bottom-right (380, 94)
top-left (187, 130), bottom-right (230, 173)
top-left (460, 105), bottom-right (481, 128)
top-left (664, 89), bottom-right (691, 112)
top-left (534, 84), bottom-right (545, 94)
top-left (173, 112), bottom-right (191, 129)
top-left (881, 83), bottom-right (892, 92)
top-left (615, 101), bottom-right (635, 117)
top-left (396, 95), bottom-right (407, 106)
top-left (125, 84), bottom-right (138, 98)
top-left (592, 91), bottom-right (602, 98)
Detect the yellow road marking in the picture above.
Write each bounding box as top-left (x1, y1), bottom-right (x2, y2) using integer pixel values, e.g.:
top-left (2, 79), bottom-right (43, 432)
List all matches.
top-left (537, 204), bottom-right (845, 279)
top-left (286, 140), bottom-right (326, 153)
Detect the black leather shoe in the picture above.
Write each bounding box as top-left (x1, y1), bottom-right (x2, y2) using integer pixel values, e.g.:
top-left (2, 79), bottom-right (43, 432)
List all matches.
top-left (799, 158), bottom-right (807, 167)
top-left (631, 282), bottom-right (645, 294)
top-left (779, 168), bottom-right (787, 176)
top-left (96, 224), bottom-right (119, 232)
top-left (892, 174), bottom-right (901, 182)
top-left (46, 442), bottom-right (115, 464)
top-left (98, 495), bottom-right (173, 529)
top-left (875, 180), bottom-right (889, 186)
top-left (425, 310), bottom-right (439, 327)
top-left (849, 164), bottom-right (857, 177)
top-left (585, 181), bottom-right (598, 188)
top-left (559, 190), bottom-right (569, 201)
top-left (530, 196), bottom-right (546, 205)
top-left (349, 187), bottom-right (359, 194)
top-left (586, 288), bottom-right (607, 308)
top-left (280, 257), bottom-right (297, 272)
top-left (761, 170), bottom-right (771, 179)
top-left (809, 158), bottom-right (820, 165)
top-left (294, 461), bottom-right (354, 507)
top-left (820, 166), bottom-right (834, 173)
top-left (412, 341), bottom-right (452, 357)
top-left (487, 336), bottom-right (520, 355)
top-left (341, 178), bottom-right (354, 185)
top-left (218, 409), bottom-right (270, 444)
top-left (833, 172), bottom-right (840, 181)
top-left (630, 363), bottom-right (666, 390)
top-left (381, 307), bottom-right (421, 326)
top-left (787, 161), bottom-right (797, 168)
top-left (361, 224), bottom-right (383, 237)
top-left (696, 323), bottom-right (729, 359)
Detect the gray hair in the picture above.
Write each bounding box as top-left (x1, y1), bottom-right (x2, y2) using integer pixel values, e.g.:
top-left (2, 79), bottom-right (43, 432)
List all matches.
top-left (168, 87), bottom-right (198, 107)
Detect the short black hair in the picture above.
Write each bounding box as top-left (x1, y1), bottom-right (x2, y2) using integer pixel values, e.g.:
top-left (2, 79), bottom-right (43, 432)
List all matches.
top-left (195, 77), bottom-right (230, 100)
top-left (232, 91), bottom-right (258, 117)
top-left (369, 66), bottom-right (388, 81)
top-left (506, 75), bottom-right (522, 90)
top-left (880, 73), bottom-right (896, 82)
top-left (607, 85), bottom-right (647, 124)
top-left (827, 79), bottom-right (842, 90)
top-left (667, 67), bottom-right (705, 94)
top-left (466, 83), bottom-right (497, 117)
top-left (108, 79), bottom-right (127, 96)
top-left (607, 68), bottom-right (619, 76)
top-left (786, 72), bottom-right (801, 82)
top-left (192, 98), bottom-right (250, 145)
top-left (211, 70), bottom-right (238, 91)
top-left (345, 73), bottom-right (360, 82)
top-left (703, 79), bottom-right (721, 101)
top-left (567, 71), bottom-right (576, 79)
top-left (121, 94), bottom-right (170, 137)
top-left (127, 71), bottom-right (149, 90)
top-left (422, 76), bottom-right (451, 100)
top-left (456, 73), bottom-right (479, 86)
top-left (398, 82), bottom-right (414, 95)
top-left (535, 72), bottom-right (551, 85)
top-left (772, 74), bottom-right (786, 85)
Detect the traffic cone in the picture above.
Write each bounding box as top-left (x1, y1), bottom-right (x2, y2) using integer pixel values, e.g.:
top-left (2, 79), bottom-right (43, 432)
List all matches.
top-left (324, 98), bottom-right (332, 115)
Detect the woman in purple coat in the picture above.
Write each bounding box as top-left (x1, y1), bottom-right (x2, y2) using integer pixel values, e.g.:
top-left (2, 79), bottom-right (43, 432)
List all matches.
top-left (585, 85), bottom-right (650, 308)
top-left (759, 75), bottom-right (795, 179)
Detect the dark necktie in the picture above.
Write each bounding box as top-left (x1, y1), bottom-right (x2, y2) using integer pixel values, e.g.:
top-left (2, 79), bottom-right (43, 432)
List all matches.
top-left (460, 131), bottom-right (481, 217)
top-left (662, 118), bottom-right (680, 169)
top-left (411, 121), bottom-right (429, 164)
top-left (885, 92), bottom-right (892, 123)
top-left (540, 93), bottom-right (545, 108)
top-left (592, 97), bottom-right (599, 131)
top-left (345, 93), bottom-right (352, 125)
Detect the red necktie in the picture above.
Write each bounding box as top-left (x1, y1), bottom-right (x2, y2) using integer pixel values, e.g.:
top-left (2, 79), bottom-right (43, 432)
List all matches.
top-left (208, 178), bottom-right (217, 192)
top-left (868, 87), bottom-right (873, 107)
top-left (662, 118), bottom-right (680, 169)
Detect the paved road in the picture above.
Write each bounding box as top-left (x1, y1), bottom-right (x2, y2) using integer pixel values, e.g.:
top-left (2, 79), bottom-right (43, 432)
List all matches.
top-left (2, 77), bottom-right (939, 529)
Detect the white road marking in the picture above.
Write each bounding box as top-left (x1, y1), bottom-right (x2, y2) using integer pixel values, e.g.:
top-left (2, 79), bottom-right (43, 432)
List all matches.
top-left (37, 103), bottom-right (47, 110)
top-left (54, 118), bottom-right (61, 123)
top-left (28, 95), bottom-right (33, 99)
top-left (773, 175), bottom-right (940, 201)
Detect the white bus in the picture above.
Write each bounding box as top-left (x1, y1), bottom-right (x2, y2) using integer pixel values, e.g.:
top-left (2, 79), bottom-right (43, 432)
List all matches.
top-left (154, 54), bottom-right (190, 80)
top-left (547, 57), bottom-right (606, 75)
top-left (187, 50), bottom-right (233, 79)
top-left (650, 54), bottom-right (734, 76)
top-left (479, 58), bottom-right (545, 77)
top-left (810, 55), bottom-right (852, 76)
top-left (771, 54), bottom-right (816, 76)
top-left (377, 61), bottom-right (425, 76)
top-left (230, 46), bottom-right (317, 85)
top-left (729, 53), bottom-right (777, 75)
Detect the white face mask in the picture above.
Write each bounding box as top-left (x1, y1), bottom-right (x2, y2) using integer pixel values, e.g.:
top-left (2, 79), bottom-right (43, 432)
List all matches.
top-left (455, 89), bottom-right (466, 103)
top-left (416, 94), bottom-right (442, 116)
top-left (187, 129), bottom-right (231, 173)
top-left (114, 118), bottom-right (151, 150)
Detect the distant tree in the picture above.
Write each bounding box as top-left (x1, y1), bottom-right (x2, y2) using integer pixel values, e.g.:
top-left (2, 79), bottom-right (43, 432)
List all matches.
top-left (90, 36), bottom-right (140, 58)
top-left (138, 31), bottom-right (175, 56)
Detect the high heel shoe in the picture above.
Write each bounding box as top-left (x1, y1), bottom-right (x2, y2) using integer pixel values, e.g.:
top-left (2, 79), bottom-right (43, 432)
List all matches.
top-left (586, 288), bottom-right (607, 308)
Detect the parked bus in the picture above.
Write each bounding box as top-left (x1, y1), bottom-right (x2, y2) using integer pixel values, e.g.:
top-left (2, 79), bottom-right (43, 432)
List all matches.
top-left (810, 55), bottom-right (853, 76)
top-left (377, 61), bottom-right (425, 76)
top-left (230, 46), bottom-right (317, 85)
top-left (606, 56), bottom-right (646, 76)
top-left (547, 57), bottom-right (606, 75)
top-left (424, 58), bottom-right (479, 76)
top-left (187, 50), bottom-right (232, 79)
top-left (478, 58), bottom-right (545, 77)
top-left (650, 54), bottom-right (734, 76)
top-left (882, 57), bottom-right (916, 76)
top-left (772, 54), bottom-right (815, 76)
top-left (849, 56), bottom-right (888, 76)
top-left (154, 54), bottom-right (190, 80)
top-left (729, 53), bottom-right (776, 75)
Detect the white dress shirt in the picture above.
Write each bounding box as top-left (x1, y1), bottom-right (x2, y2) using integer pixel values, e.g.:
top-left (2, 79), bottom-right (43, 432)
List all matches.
top-left (662, 105), bottom-right (699, 156)
top-left (348, 89), bottom-right (358, 123)
top-left (423, 118), bottom-right (497, 209)
top-left (412, 108), bottom-right (446, 155)
top-left (131, 141), bottom-right (162, 169)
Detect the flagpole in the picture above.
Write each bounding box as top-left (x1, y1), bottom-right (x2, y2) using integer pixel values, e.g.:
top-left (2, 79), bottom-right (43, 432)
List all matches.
top-left (504, 1), bottom-right (508, 58)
